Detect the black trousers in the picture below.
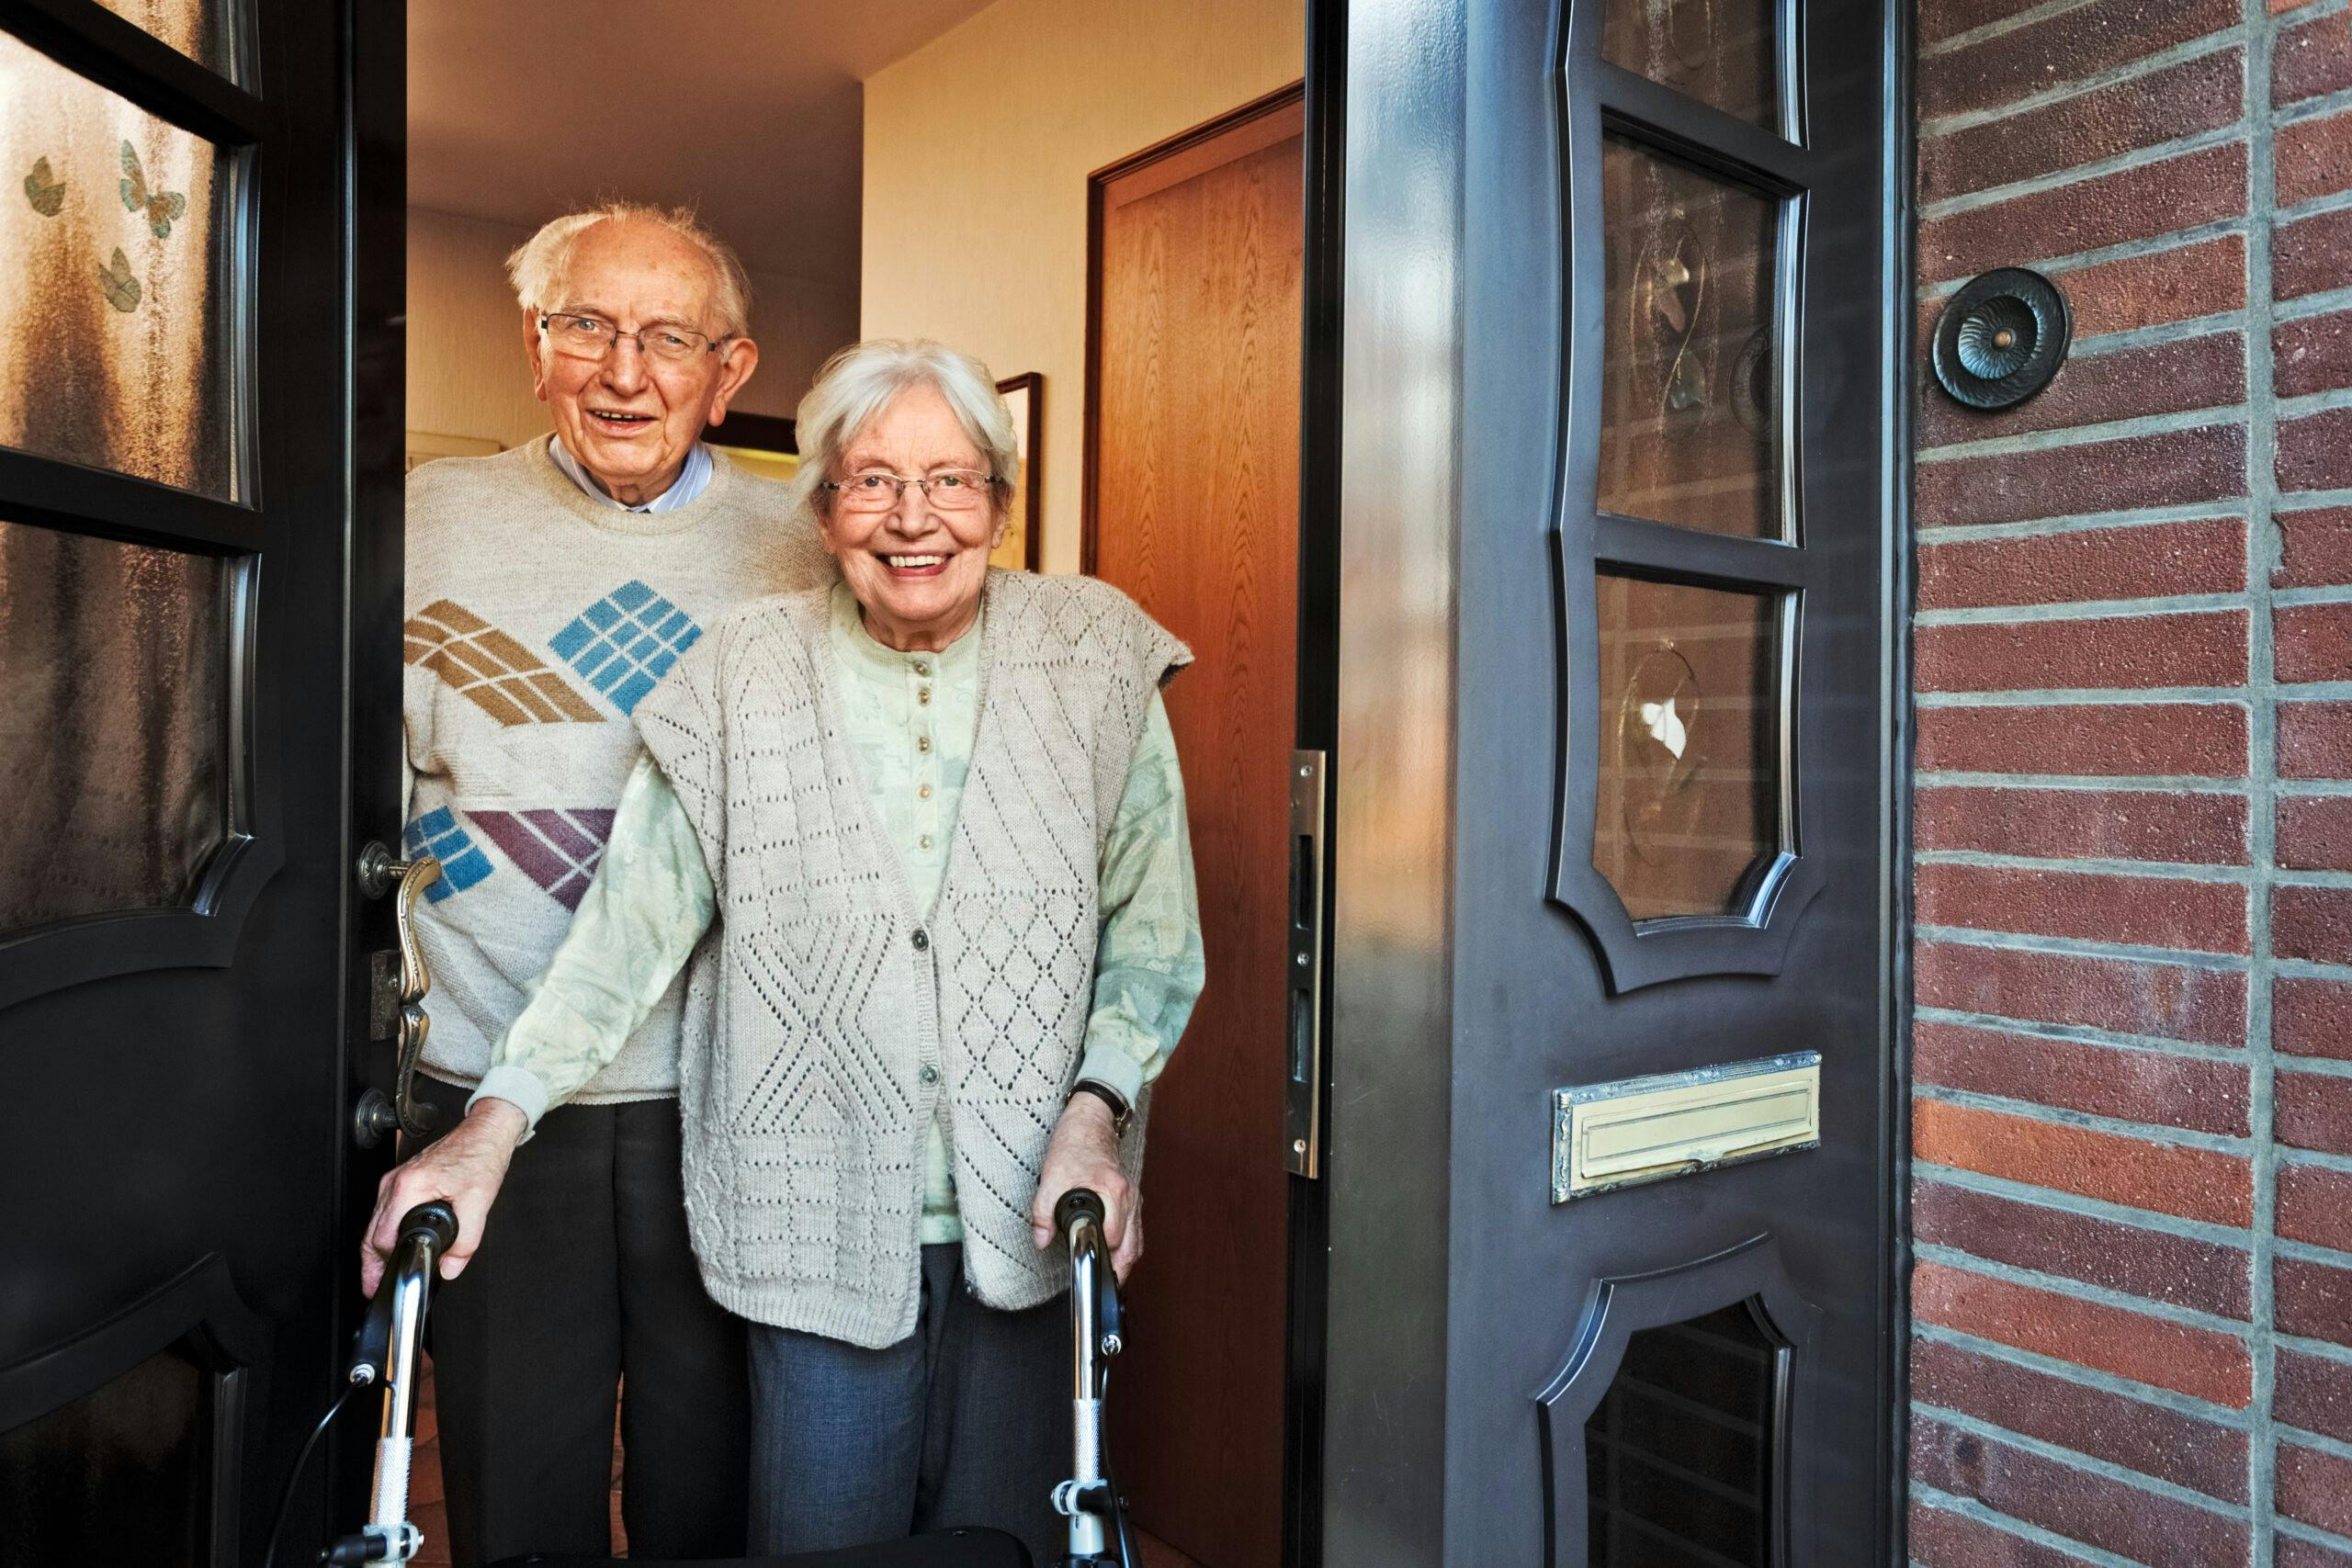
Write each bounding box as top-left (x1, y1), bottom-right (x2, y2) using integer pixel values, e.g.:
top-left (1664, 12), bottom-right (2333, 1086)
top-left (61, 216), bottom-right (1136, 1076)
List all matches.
top-left (411, 1075), bottom-right (750, 1567)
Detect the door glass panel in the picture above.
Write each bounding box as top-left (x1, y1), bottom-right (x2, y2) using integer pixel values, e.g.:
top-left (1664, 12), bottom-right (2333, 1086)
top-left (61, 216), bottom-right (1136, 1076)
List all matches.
top-left (1586, 1302), bottom-right (1780, 1566)
top-left (93, 0), bottom-right (243, 80)
top-left (1596, 573), bottom-right (1780, 920)
top-left (0, 1343), bottom-right (210, 1562)
top-left (0, 28), bottom-right (242, 498)
top-left (0, 521), bottom-right (232, 939)
top-left (1601, 0), bottom-right (1779, 127)
top-left (1599, 140), bottom-right (1781, 541)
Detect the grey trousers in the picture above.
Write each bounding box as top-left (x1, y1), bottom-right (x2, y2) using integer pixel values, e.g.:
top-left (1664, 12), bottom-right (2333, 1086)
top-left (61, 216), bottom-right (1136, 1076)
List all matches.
top-left (411, 1075), bottom-right (750, 1567)
top-left (747, 1245), bottom-right (1068, 1564)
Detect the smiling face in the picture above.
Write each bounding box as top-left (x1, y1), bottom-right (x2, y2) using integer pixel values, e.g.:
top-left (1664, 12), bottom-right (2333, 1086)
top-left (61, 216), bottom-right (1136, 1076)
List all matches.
top-left (526, 218), bottom-right (759, 506)
top-left (817, 382), bottom-right (1007, 653)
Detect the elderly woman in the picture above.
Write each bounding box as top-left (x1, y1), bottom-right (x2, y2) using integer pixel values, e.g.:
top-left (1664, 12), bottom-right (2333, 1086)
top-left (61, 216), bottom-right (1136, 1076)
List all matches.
top-left (397, 338), bottom-right (1204, 1558)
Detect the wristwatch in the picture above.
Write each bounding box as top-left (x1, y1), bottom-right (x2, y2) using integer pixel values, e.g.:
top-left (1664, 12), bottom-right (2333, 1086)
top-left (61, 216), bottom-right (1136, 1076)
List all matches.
top-left (1067, 1079), bottom-right (1132, 1136)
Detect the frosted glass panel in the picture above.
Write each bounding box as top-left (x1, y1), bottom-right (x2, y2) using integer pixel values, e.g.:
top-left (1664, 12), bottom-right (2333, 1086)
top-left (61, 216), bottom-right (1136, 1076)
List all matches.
top-left (0, 521), bottom-right (232, 938)
top-left (1602, 0), bottom-right (1779, 126)
top-left (0, 29), bottom-right (241, 498)
top-left (1595, 573), bottom-right (1780, 920)
top-left (94, 0), bottom-right (242, 79)
top-left (1599, 140), bottom-right (1781, 540)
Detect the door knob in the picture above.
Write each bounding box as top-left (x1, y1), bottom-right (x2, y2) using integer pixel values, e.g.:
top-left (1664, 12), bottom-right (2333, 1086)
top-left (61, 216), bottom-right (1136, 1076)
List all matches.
top-left (354, 841), bottom-right (444, 1148)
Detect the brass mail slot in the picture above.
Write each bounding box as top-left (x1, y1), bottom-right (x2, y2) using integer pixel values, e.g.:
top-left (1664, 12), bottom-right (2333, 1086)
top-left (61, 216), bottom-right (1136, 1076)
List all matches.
top-left (1551, 1051), bottom-right (1821, 1202)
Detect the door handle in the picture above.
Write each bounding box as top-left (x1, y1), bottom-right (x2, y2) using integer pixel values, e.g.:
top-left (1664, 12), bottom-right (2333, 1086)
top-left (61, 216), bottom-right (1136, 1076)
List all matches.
top-left (354, 841), bottom-right (443, 1148)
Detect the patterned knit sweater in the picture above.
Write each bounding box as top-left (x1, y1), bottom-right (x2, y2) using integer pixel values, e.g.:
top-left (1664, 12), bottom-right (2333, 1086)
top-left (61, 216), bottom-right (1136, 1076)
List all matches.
top-left (633, 571), bottom-right (1191, 1345)
top-left (401, 439), bottom-right (832, 1100)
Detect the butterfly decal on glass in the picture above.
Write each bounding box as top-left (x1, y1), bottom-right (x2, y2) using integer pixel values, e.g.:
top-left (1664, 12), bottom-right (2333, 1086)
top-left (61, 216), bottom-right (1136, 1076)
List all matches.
top-left (96, 246), bottom-right (141, 312)
top-left (24, 157), bottom-right (64, 218)
top-left (119, 141), bottom-right (186, 239)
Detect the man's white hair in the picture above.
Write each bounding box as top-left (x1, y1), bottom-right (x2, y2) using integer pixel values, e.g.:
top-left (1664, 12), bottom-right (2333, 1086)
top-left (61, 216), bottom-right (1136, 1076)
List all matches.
top-left (504, 202), bottom-right (753, 338)
top-left (789, 339), bottom-right (1019, 521)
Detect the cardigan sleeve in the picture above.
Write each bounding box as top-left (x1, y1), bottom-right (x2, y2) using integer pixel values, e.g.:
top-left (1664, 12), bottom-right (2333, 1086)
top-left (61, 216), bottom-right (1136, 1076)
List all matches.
top-left (469, 753), bottom-right (716, 1128)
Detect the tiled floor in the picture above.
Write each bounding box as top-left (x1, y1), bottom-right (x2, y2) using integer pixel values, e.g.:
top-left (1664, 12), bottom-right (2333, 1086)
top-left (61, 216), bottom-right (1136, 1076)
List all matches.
top-left (406, 1357), bottom-right (1200, 1566)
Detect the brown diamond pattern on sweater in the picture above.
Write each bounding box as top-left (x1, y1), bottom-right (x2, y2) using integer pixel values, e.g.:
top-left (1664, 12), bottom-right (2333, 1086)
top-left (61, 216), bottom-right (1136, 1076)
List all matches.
top-left (404, 597), bottom-right (603, 726)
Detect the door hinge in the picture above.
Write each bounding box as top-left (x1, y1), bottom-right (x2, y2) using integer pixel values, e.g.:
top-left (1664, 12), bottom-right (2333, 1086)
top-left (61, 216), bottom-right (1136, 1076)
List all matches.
top-left (1285, 750), bottom-right (1328, 1179)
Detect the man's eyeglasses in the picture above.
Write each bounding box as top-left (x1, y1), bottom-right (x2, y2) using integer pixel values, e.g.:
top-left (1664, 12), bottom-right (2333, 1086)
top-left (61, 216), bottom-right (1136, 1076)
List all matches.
top-left (539, 312), bottom-right (724, 366)
top-left (820, 470), bottom-right (998, 513)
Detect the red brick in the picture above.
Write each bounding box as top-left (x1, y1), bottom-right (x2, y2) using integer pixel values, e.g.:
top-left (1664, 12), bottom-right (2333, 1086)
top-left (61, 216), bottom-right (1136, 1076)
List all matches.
top-left (2278, 1347), bottom-right (2352, 1441)
top-left (1916, 939), bottom-right (2248, 1043)
top-left (2281, 1534), bottom-right (2352, 1568)
top-left (2280, 973), bottom-right (2352, 1062)
top-left (2280, 1257), bottom-right (2352, 1348)
top-left (1918, 863), bottom-right (2249, 951)
top-left (2283, 703), bottom-right (2352, 778)
top-left (1920, 0), bottom-right (2240, 118)
top-left (1911, 1416), bottom-right (2249, 1562)
top-left (1918, 423), bottom-right (2246, 528)
top-left (2279, 209), bottom-right (2352, 300)
top-left (1921, 144), bottom-right (2248, 283)
top-left (2278, 886), bottom-right (2352, 967)
top-left (1921, 333), bottom-right (2245, 448)
top-left (2280, 1070), bottom-right (2352, 1156)
top-left (1919, 515), bottom-right (2247, 611)
top-left (1920, 701), bottom-right (2247, 777)
top-left (1914, 1020), bottom-right (2250, 1132)
top-left (2279, 508), bottom-right (2352, 590)
top-left (2280, 108), bottom-right (2352, 207)
top-left (1917, 785), bottom-right (2247, 863)
top-left (2279, 604), bottom-right (2352, 685)
top-left (2279, 312), bottom-right (2352, 400)
top-left (2282, 797), bottom-right (2352, 872)
top-left (2282, 1162), bottom-right (2352, 1250)
top-left (1918, 611), bottom-right (2248, 694)
top-left (1911, 1502), bottom-right (2097, 1566)
top-left (2278, 9), bottom-right (2352, 104)
top-left (1919, 0), bottom-right (2030, 41)
top-left (1915, 1262), bottom-right (2253, 1404)
top-left (1915, 1099), bottom-right (2254, 1224)
top-left (2280, 1443), bottom-right (2352, 1538)
top-left (1912, 1337), bottom-right (2250, 1499)
top-left (2283, 408), bottom-right (2352, 494)
top-left (2063, 235), bottom-right (2245, 334)
top-left (1922, 50), bottom-right (2243, 203)
top-left (1917, 1179), bottom-right (2251, 1314)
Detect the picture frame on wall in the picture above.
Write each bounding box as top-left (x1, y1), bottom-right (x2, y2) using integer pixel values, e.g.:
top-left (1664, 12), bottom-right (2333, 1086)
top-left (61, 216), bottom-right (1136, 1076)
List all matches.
top-left (994, 373), bottom-right (1043, 572)
top-left (706, 412), bottom-right (800, 486)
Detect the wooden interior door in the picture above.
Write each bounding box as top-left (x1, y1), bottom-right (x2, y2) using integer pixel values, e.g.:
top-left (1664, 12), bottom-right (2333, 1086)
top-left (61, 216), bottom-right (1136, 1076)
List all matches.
top-left (1086, 86), bottom-right (1306, 1568)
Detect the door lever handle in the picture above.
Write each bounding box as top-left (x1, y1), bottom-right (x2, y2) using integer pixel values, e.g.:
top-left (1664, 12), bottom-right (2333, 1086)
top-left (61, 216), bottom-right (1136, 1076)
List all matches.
top-left (355, 841), bottom-right (444, 1148)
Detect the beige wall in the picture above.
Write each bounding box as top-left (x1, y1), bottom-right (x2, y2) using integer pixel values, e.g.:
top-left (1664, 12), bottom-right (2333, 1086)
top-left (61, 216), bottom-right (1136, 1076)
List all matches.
top-left (405, 207), bottom-right (859, 453)
top-left (861, 0), bottom-right (1303, 575)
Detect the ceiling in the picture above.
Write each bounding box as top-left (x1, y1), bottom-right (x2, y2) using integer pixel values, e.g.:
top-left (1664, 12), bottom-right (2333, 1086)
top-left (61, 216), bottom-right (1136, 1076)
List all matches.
top-left (407, 0), bottom-right (999, 289)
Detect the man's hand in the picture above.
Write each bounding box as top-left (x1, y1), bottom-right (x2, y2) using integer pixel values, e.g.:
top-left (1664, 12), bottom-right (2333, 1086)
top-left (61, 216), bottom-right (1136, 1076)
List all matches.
top-left (360, 1099), bottom-right (528, 1296)
top-left (1030, 1094), bottom-right (1143, 1283)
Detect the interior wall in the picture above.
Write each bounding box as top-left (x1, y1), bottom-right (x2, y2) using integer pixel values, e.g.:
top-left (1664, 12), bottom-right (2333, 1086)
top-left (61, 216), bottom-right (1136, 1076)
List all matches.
top-left (405, 206), bottom-right (859, 453)
top-left (860, 0), bottom-right (1304, 576)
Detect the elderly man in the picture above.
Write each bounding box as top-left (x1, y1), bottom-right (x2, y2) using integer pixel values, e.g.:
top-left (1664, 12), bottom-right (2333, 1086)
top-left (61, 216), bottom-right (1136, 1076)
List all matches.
top-left (370, 201), bottom-right (829, 1565)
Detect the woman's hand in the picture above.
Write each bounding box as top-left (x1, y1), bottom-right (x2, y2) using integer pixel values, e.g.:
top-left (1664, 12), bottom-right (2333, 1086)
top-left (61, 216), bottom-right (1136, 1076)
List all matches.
top-left (359, 1098), bottom-right (528, 1295)
top-left (1031, 1094), bottom-right (1143, 1282)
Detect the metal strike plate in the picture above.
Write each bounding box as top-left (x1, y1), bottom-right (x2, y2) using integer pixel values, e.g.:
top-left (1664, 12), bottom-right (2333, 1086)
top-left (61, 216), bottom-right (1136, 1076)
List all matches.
top-left (1551, 1050), bottom-right (1821, 1202)
top-left (1283, 750), bottom-right (1328, 1179)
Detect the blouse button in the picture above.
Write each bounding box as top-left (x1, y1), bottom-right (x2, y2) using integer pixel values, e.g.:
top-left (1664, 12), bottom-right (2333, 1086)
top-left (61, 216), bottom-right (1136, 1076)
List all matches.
top-left (918, 686), bottom-right (933, 705)
top-left (919, 834), bottom-right (934, 851)
top-left (913, 661), bottom-right (930, 676)
top-left (919, 784), bottom-right (933, 800)
top-left (912, 929), bottom-right (930, 952)
top-left (918, 735), bottom-right (932, 752)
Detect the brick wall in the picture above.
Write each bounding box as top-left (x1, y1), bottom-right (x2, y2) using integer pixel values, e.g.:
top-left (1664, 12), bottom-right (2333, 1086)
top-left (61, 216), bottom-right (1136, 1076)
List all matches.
top-left (1909, 0), bottom-right (2352, 1561)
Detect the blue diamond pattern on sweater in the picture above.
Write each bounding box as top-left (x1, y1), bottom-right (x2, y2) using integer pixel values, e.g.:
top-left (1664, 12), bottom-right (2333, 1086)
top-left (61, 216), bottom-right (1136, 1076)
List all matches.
top-left (548, 580), bottom-right (703, 716)
top-left (402, 807), bottom-right (494, 903)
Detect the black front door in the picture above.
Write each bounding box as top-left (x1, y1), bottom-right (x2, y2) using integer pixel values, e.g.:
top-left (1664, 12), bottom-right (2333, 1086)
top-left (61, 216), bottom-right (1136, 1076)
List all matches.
top-left (0, 0), bottom-right (403, 1561)
top-left (1321, 0), bottom-right (1898, 1560)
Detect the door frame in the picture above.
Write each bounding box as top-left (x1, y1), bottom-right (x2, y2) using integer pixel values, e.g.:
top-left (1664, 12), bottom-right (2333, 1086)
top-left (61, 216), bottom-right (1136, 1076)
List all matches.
top-left (1312, 0), bottom-right (1917, 1560)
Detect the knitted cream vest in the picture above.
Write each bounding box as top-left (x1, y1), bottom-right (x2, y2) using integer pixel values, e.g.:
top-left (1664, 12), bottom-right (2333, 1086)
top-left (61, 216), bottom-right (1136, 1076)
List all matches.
top-left (633, 570), bottom-right (1192, 1346)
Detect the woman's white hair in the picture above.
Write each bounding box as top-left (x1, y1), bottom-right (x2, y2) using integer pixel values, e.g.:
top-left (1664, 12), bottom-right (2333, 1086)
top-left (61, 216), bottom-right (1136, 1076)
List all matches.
top-left (504, 202), bottom-right (753, 338)
top-left (789, 339), bottom-right (1019, 521)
